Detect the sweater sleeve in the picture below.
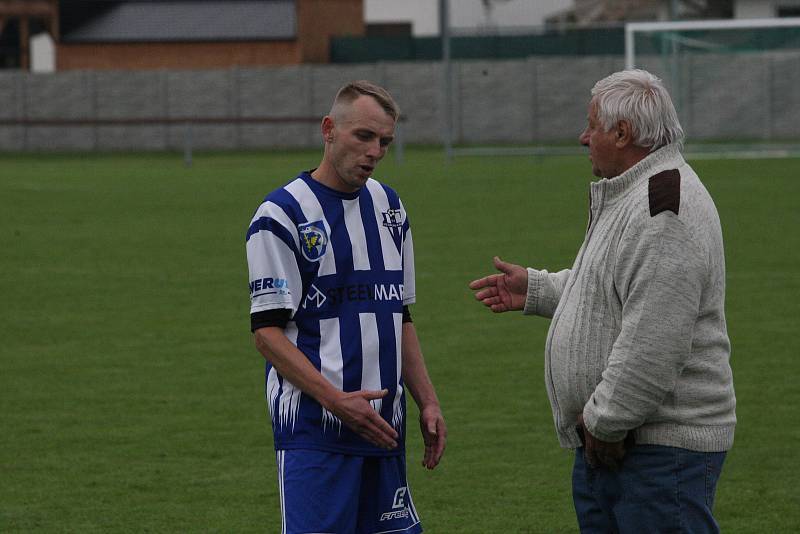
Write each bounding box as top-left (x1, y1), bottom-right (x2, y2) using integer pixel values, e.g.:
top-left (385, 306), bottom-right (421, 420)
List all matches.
top-left (583, 212), bottom-right (705, 442)
top-left (523, 268), bottom-right (571, 318)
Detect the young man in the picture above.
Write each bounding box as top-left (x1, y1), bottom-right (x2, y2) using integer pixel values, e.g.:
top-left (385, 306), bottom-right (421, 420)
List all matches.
top-left (470, 69), bottom-right (736, 533)
top-left (246, 81), bottom-right (446, 534)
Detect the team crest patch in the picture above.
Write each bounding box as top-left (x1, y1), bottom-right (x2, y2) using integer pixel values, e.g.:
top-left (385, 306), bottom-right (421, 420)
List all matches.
top-left (298, 221), bottom-right (328, 261)
top-left (382, 208), bottom-right (403, 228)
top-left (382, 209), bottom-right (404, 252)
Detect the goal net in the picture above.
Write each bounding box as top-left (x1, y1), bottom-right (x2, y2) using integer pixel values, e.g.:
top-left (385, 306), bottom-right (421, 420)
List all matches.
top-left (625, 18), bottom-right (800, 156)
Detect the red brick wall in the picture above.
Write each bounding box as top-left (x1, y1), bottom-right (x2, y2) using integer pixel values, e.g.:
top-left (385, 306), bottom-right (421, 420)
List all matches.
top-left (296, 0), bottom-right (364, 63)
top-left (55, 0), bottom-right (365, 70)
top-left (56, 41), bottom-right (301, 70)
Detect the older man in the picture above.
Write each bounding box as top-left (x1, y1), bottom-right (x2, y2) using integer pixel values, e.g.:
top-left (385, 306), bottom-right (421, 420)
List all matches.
top-left (470, 69), bottom-right (736, 533)
top-left (247, 80), bottom-right (446, 534)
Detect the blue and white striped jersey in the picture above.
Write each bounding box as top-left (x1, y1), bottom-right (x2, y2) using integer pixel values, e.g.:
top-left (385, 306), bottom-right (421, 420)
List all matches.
top-left (246, 171), bottom-right (415, 456)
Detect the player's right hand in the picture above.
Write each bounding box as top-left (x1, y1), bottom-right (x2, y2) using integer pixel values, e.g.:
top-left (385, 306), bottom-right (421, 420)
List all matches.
top-left (330, 389), bottom-right (399, 450)
top-left (469, 256), bottom-right (528, 312)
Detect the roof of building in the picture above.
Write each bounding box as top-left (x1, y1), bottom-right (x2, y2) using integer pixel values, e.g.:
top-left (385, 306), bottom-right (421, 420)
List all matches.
top-left (61, 0), bottom-right (296, 43)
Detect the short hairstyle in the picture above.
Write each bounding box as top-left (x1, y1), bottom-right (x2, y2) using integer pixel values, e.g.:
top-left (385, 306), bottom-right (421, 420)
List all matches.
top-left (331, 80), bottom-right (400, 122)
top-left (591, 69), bottom-right (684, 151)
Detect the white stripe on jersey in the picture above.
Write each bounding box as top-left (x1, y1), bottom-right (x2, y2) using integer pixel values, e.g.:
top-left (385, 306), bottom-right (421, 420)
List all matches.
top-left (248, 234), bottom-right (303, 315)
top-left (359, 313), bottom-right (383, 414)
top-left (267, 366), bottom-right (280, 423)
top-left (319, 318), bottom-right (344, 432)
top-left (391, 312), bottom-right (404, 429)
top-left (278, 323), bottom-right (302, 431)
top-left (365, 179), bottom-right (402, 271)
top-left (254, 200), bottom-right (301, 250)
top-left (342, 197), bottom-right (371, 271)
top-left (285, 178), bottom-right (337, 276)
top-left (399, 199), bottom-right (416, 305)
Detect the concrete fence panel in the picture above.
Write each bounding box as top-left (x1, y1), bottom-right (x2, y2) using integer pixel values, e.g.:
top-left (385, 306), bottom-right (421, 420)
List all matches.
top-left (0, 52), bottom-right (798, 152)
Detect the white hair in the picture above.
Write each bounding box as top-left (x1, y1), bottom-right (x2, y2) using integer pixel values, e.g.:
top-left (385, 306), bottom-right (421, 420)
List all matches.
top-left (591, 69), bottom-right (684, 151)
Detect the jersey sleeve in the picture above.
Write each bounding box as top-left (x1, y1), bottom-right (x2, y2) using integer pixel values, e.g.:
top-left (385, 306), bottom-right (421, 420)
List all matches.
top-left (400, 199), bottom-right (416, 305)
top-left (246, 200), bottom-right (303, 316)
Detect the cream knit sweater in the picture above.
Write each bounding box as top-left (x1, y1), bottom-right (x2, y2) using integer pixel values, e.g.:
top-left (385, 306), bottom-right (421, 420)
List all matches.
top-left (524, 143), bottom-right (736, 452)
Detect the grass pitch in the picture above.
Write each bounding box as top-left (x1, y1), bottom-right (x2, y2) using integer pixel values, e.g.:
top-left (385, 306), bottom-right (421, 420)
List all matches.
top-left (1, 149), bottom-right (798, 532)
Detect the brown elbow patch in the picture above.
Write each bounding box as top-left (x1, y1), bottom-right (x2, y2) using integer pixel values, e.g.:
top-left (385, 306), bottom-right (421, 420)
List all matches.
top-left (649, 169), bottom-right (681, 217)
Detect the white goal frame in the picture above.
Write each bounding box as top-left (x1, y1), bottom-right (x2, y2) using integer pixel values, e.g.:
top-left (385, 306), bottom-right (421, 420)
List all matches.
top-left (625, 17), bottom-right (800, 69)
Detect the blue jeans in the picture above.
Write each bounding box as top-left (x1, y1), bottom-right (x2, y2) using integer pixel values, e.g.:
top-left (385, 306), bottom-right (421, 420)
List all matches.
top-left (572, 445), bottom-right (726, 534)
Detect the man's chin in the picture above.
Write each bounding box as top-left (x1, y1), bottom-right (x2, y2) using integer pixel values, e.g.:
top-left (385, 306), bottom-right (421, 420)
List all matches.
top-left (343, 174), bottom-right (369, 190)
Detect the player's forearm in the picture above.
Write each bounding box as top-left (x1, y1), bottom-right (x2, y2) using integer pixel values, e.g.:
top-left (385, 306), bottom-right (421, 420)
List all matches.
top-left (400, 323), bottom-right (440, 410)
top-left (254, 327), bottom-right (341, 411)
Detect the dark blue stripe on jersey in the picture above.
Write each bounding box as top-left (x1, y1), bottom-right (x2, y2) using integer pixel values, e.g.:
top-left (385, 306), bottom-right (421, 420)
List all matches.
top-left (266, 183), bottom-right (308, 225)
top-left (358, 187), bottom-right (386, 272)
top-left (318, 196), bottom-right (355, 275)
top-left (293, 318), bottom-right (323, 432)
top-left (295, 317), bottom-right (323, 372)
top-left (376, 312), bottom-right (399, 423)
top-left (245, 217), bottom-right (296, 254)
top-left (339, 311), bottom-right (364, 395)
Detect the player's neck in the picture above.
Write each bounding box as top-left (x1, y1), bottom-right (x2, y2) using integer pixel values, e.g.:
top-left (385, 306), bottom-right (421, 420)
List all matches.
top-left (310, 162), bottom-right (359, 194)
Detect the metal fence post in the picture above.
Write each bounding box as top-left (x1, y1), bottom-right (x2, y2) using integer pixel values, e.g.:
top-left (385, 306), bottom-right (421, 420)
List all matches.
top-left (184, 121), bottom-right (193, 167)
top-left (394, 121), bottom-right (404, 165)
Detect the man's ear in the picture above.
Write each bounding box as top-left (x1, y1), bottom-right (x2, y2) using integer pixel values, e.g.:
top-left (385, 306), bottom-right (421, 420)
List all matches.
top-left (615, 120), bottom-right (633, 148)
top-left (321, 116), bottom-right (335, 142)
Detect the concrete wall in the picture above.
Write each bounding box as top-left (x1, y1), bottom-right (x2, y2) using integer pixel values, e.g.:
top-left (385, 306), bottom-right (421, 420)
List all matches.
top-left (1, 51), bottom-right (798, 152)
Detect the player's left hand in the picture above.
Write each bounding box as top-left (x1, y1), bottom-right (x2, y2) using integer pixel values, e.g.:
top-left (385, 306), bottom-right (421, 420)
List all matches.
top-left (577, 414), bottom-right (628, 471)
top-left (419, 404), bottom-right (446, 470)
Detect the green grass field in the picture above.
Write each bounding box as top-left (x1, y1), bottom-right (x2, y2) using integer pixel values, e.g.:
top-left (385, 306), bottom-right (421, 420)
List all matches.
top-left (2, 148), bottom-right (798, 532)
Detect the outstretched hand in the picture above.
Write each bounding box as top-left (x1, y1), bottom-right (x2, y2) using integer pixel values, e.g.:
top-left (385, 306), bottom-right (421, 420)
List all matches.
top-left (329, 389), bottom-right (399, 450)
top-left (418, 404), bottom-right (446, 470)
top-left (469, 256), bottom-right (528, 312)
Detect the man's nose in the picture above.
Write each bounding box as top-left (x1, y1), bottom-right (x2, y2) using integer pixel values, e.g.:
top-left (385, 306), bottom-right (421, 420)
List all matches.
top-left (579, 129), bottom-right (589, 147)
top-left (366, 139), bottom-right (382, 158)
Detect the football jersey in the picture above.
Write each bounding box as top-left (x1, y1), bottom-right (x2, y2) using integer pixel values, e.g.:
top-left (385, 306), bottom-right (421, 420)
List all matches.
top-left (246, 171), bottom-right (415, 456)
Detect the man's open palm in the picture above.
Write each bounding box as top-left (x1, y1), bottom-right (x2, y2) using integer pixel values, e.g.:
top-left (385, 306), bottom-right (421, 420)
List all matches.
top-left (469, 256), bottom-right (528, 312)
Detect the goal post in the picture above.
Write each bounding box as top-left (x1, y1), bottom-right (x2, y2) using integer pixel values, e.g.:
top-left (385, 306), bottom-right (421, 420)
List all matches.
top-left (625, 17), bottom-right (800, 69)
top-left (624, 17), bottom-right (800, 152)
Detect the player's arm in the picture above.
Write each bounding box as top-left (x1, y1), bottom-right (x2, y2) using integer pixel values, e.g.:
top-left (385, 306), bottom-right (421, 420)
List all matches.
top-left (400, 319), bottom-right (446, 469)
top-left (254, 325), bottom-right (399, 450)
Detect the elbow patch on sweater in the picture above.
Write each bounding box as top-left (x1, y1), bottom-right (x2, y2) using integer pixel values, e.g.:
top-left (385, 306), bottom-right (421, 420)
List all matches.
top-left (649, 169), bottom-right (681, 217)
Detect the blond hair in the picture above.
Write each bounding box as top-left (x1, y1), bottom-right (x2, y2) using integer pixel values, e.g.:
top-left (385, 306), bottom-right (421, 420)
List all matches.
top-left (331, 80), bottom-right (400, 121)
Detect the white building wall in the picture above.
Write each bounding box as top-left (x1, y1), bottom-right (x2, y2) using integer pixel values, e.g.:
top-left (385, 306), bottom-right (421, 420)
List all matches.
top-left (31, 33), bottom-right (56, 73)
top-left (364, 0), bottom-right (440, 35)
top-left (735, 0), bottom-right (800, 18)
top-left (364, 0), bottom-right (572, 36)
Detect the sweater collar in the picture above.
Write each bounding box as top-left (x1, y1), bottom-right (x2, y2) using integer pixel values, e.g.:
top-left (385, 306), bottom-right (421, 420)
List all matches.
top-left (590, 143), bottom-right (685, 203)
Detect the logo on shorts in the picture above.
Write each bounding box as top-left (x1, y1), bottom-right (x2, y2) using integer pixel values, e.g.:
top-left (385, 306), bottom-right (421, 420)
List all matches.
top-left (298, 221), bottom-right (328, 262)
top-left (379, 487), bottom-right (410, 522)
